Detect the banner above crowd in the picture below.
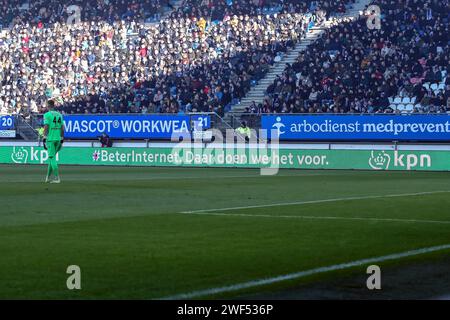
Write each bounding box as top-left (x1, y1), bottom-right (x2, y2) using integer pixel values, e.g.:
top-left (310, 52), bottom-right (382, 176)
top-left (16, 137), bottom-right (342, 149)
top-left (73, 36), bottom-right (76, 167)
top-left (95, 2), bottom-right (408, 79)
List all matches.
top-left (63, 115), bottom-right (210, 139)
top-left (261, 115), bottom-right (450, 141)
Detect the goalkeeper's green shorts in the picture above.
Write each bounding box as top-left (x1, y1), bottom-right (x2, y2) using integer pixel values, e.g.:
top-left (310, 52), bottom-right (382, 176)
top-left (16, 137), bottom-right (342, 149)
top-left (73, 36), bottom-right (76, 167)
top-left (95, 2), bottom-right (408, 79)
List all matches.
top-left (47, 140), bottom-right (61, 158)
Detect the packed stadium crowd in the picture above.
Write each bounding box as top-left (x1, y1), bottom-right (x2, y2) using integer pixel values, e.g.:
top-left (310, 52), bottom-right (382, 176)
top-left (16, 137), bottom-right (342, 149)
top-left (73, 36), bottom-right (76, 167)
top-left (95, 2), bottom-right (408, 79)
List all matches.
top-left (257, 0), bottom-right (449, 114)
top-left (0, 0), bottom-right (447, 117)
top-left (0, 0), bottom-right (170, 27)
top-left (171, 0), bottom-right (347, 21)
top-left (1, 0), bottom-right (349, 116)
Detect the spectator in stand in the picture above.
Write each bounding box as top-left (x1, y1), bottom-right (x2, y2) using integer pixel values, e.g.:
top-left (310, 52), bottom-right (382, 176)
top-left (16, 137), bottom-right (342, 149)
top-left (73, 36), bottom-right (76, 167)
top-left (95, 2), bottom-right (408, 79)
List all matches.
top-left (99, 132), bottom-right (113, 147)
top-left (261, 0), bottom-right (449, 114)
top-left (0, 0), bottom-right (170, 27)
top-left (0, 0), bottom-right (355, 116)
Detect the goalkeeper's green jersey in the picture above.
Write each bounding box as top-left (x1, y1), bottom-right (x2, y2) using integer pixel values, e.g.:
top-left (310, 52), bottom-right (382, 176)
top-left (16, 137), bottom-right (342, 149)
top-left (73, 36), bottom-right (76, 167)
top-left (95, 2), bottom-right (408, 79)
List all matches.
top-left (43, 110), bottom-right (64, 141)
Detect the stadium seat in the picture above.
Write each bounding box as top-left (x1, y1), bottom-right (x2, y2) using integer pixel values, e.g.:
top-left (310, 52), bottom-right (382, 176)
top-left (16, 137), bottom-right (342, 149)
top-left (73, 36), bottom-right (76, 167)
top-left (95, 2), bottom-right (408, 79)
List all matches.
top-left (393, 97), bottom-right (402, 104)
top-left (405, 104), bottom-right (414, 112)
top-left (396, 104), bottom-right (405, 111)
top-left (430, 83), bottom-right (438, 91)
top-left (402, 97), bottom-right (410, 104)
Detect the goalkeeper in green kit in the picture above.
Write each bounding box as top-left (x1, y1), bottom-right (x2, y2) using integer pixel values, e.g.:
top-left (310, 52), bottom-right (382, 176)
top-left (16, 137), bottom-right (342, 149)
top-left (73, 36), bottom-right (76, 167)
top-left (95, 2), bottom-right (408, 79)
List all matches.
top-left (43, 100), bottom-right (64, 183)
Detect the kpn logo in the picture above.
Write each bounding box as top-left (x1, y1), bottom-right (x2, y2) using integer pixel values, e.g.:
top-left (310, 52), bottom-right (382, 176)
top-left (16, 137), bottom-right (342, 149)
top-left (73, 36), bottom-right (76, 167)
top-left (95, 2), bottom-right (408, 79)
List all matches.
top-left (11, 146), bottom-right (58, 164)
top-left (368, 151), bottom-right (391, 170)
top-left (369, 150), bottom-right (431, 170)
top-left (11, 146), bottom-right (29, 164)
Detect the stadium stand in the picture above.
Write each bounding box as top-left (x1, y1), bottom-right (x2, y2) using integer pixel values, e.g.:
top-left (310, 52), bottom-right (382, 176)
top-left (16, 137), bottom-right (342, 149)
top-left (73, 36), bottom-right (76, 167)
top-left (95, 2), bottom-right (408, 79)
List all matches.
top-left (255, 0), bottom-right (449, 114)
top-left (171, 0), bottom-right (348, 21)
top-left (1, 0), bottom-right (353, 116)
top-left (0, 0), bottom-right (172, 27)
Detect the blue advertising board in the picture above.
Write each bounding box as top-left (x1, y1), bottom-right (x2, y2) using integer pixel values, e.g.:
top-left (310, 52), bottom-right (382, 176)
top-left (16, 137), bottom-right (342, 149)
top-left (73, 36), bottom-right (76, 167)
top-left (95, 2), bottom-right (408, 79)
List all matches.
top-left (261, 115), bottom-right (450, 141)
top-left (0, 115), bottom-right (15, 130)
top-left (63, 114), bottom-right (210, 139)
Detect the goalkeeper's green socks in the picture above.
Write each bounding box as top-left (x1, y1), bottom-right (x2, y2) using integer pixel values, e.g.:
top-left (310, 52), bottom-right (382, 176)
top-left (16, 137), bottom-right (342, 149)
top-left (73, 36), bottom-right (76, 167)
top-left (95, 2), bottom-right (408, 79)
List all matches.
top-left (46, 157), bottom-right (59, 182)
top-left (46, 161), bottom-right (53, 179)
top-left (51, 157), bottom-right (59, 178)
top-left (50, 158), bottom-right (61, 183)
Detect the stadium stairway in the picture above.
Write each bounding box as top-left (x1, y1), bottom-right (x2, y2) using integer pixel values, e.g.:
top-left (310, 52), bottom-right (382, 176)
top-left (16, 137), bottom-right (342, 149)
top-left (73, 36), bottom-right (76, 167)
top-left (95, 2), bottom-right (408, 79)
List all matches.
top-left (146, 0), bottom-right (183, 25)
top-left (223, 0), bottom-right (373, 127)
top-left (161, 0), bottom-right (184, 20)
top-left (16, 116), bottom-right (38, 141)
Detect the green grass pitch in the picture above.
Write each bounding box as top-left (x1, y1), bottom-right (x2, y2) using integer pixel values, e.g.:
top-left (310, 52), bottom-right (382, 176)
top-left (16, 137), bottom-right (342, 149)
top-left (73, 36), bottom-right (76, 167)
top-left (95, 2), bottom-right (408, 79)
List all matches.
top-left (0, 164), bottom-right (449, 299)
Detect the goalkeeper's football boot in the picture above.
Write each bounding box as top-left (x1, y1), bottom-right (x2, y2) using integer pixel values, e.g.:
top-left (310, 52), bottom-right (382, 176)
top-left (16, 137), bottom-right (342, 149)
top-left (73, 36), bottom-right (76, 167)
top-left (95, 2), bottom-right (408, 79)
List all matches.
top-left (50, 177), bottom-right (61, 184)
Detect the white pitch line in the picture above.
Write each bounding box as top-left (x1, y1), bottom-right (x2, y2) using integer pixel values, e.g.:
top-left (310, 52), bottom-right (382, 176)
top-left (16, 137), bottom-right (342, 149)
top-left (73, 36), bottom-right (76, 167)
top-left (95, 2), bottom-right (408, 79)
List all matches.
top-left (181, 190), bottom-right (450, 214)
top-left (161, 244), bottom-right (450, 300)
top-left (1, 172), bottom-right (346, 183)
top-left (184, 212), bottom-right (450, 225)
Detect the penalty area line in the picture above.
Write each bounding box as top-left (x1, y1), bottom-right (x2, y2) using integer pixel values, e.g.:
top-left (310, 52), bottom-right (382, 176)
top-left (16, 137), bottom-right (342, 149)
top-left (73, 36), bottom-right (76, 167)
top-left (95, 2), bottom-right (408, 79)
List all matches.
top-left (180, 190), bottom-right (450, 214)
top-left (160, 244), bottom-right (450, 300)
top-left (183, 212), bottom-right (450, 225)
